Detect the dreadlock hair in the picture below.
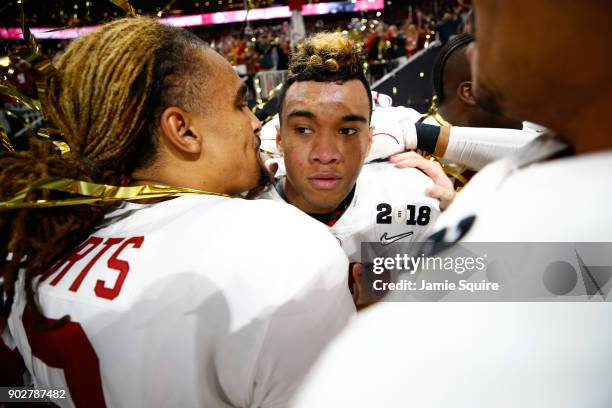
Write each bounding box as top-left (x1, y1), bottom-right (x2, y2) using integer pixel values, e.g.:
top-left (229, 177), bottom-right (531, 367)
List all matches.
top-left (0, 17), bottom-right (211, 331)
top-left (432, 33), bottom-right (474, 105)
top-left (278, 32), bottom-right (373, 122)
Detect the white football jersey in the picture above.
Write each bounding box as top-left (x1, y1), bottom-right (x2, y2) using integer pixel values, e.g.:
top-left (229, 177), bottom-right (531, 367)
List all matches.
top-left (259, 162), bottom-right (440, 262)
top-left (292, 302), bottom-right (612, 407)
top-left (291, 144), bottom-right (612, 407)
top-left (6, 195), bottom-right (354, 407)
top-left (432, 145), bottom-right (612, 241)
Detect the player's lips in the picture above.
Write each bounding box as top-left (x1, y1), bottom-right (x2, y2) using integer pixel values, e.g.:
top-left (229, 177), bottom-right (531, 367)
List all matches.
top-left (307, 173), bottom-right (342, 189)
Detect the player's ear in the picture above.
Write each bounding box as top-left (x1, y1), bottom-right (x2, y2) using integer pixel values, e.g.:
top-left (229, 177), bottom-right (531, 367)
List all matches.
top-left (159, 107), bottom-right (202, 154)
top-left (457, 81), bottom-right (477, 106)
top-left (275, 123), bottom-right (283, 153)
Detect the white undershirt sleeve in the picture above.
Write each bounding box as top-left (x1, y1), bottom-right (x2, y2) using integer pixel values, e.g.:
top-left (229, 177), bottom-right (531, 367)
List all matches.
top-left (445, 127), bottom-right (539, 170)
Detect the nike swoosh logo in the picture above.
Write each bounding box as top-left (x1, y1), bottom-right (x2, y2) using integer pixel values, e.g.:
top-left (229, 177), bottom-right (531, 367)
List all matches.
top-left (380, 231), bottom-right (414, 246)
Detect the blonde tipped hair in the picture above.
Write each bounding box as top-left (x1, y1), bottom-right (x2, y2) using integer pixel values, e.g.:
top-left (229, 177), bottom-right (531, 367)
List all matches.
top-left (289, 32), bottom-right (363, 78)
top-left (279, 31), bottom-right (372, 120)
top-left (45, 17), bottom-right (157, 164)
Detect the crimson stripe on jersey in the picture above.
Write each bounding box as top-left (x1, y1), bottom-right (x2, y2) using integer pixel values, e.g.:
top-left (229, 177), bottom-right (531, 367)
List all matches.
top-left (22, 307), bottom-right (106, 407)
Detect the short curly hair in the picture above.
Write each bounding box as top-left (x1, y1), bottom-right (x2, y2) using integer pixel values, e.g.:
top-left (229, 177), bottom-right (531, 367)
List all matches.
top-left (278, 32), bottom-right (373, 121)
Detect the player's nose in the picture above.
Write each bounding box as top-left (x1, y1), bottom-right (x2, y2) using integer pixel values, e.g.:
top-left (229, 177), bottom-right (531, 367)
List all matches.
top-left (310, 134), bottom-right (341, 164)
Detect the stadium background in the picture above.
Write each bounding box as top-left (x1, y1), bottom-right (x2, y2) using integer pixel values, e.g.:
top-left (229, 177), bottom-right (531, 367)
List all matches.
top-left (0, 0), bottom-right (471, 151)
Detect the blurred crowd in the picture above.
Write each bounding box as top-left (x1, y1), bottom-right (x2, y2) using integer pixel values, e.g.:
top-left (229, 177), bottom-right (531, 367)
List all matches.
top-left (202, 0), bottom-right (471, 82)
top-left (1, 0), bottom-right (471, 140)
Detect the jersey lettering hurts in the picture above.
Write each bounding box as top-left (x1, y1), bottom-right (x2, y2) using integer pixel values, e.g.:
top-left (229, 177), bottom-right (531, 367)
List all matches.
top-left (5, 195), bottom-right (355, 407)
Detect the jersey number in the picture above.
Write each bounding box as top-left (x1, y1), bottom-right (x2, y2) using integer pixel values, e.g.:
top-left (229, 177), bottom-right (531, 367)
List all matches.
top-left (376, 203), bottom-right (393, 224)
top-left (22, 307), bottom-right (106, 407)
top-left (406, 205), bottom-right (431, 226)
top-left (376, 203), bottom-right (431, 225)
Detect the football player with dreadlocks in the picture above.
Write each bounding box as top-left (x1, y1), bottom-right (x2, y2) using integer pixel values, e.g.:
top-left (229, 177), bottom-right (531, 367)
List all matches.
top-left (0, 17), bottom-right (354, 406)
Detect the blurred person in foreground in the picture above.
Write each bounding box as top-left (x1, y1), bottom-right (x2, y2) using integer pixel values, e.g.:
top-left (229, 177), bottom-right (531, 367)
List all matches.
top-left (291, 1), bottom-right (612, 406)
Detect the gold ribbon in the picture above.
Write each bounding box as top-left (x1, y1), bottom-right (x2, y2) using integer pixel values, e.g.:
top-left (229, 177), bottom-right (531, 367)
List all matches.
top-left (259, 148), bottom-right (279, 156)
top-left (418, 101), bottom-right (469, 190)
top-left (267, 83), bottom-right (284, 100)
top-left (110, 0), bottom-right (137, 16)
top-left (0, 127), bottom-right (14, 152)
top-left (19, 1), bottom-right (57, 103)
top-left (427, 110), bottom-right (451, 127)
top-left (19, 2), bottom-right (40, 55)
top-left (253, 83), bottom-right (283, 124)
top-left (0, 0), bottom-right (68, 154)
top-left (437, 163), bottom-right (468, 186)
top-left (0, 83), bottom-right (43, 112)
top-left (0, 178), bottom-right (231, 211)
top-left (417, 97), bottom-right (452, 127)
top-left (157, 0), bottom-right (177, 17)
top-left (35, 128), bottom-right (71, 154)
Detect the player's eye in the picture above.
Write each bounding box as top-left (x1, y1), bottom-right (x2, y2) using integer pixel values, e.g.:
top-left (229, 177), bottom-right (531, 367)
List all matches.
top-left (339, 128), bottom-right (358, 136)
top-left (296, 127), bottom-right (314, 135)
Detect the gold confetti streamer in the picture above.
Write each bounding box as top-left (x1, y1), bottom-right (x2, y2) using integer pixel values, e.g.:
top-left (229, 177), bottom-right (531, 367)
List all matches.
top-left (157, 0), bottom-right (177, 17)
top-left (0, 178), bottom-right (232, 211)
top-left (0, 125), bottom-right (14, 152)
top-left (418, 99), bottom-right (469, 190)
top-left (19, 1), bottom-right (40, 55)
top-left (0, 0), bottom-right (66, 153)
top-left (36, 129), bottom-right (71, 154)
top-left (0, 83), bottom-right (43, 112)
top-left (110, 0), bottom-right (136, 16)
top-left (19, 0), bottom-right (56, 103)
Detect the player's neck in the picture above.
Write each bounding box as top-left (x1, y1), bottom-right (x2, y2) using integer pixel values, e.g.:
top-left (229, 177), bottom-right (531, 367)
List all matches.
top-left (130, 166), bottom-right (231, 195)
top-left (557, 94), bottom-right (612, 155)
top-left (281, 178), bottom-right (354, 216)
top-left (305, 186), bottom-right (356, 227)
top-left (438, 102), bottom-right (466, 127)
top-left (281, 178), bottom-right (333, 214)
